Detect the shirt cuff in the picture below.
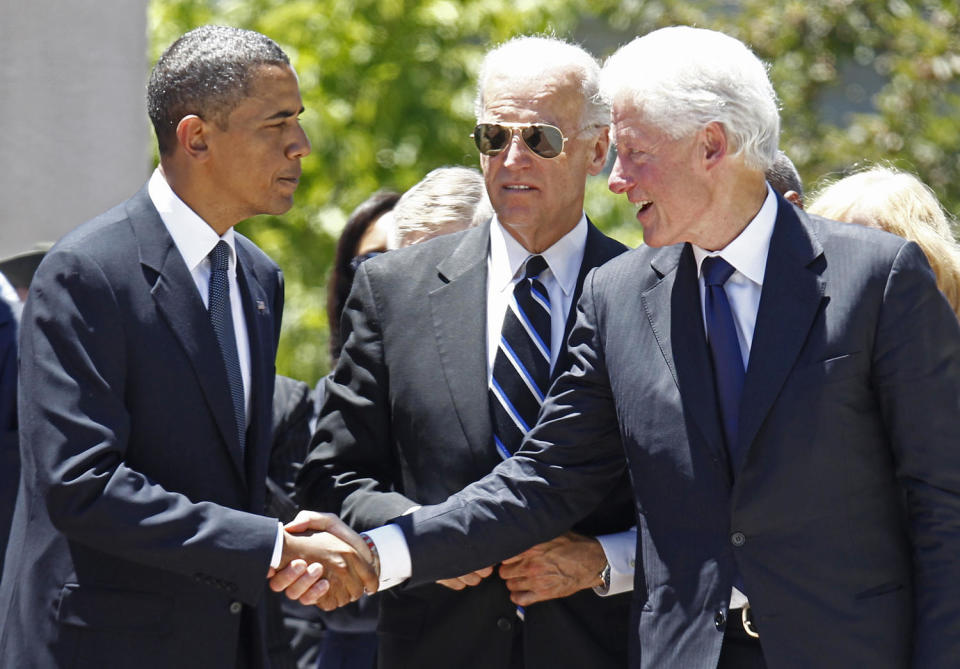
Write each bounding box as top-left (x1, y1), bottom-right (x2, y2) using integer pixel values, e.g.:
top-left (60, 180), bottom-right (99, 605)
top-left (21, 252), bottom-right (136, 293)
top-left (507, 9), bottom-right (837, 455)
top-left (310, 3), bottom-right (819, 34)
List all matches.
top-left (269, 521), bottom-right (284, 570)
top-left (593, 527), bottom-right (637, 596)
top-left (365, 524), bottom-right (412, 591)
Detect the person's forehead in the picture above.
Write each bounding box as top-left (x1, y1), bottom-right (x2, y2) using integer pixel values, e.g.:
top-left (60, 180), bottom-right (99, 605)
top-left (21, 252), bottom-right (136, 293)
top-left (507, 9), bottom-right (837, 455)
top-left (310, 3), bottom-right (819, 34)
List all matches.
top-left (481, 70), bottom-right (582, 124)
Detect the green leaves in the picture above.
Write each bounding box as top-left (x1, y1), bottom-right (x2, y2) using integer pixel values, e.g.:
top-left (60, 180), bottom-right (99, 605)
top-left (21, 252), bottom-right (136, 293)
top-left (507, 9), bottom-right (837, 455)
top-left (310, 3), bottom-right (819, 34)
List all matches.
top-left (149, 0), bottom-right (960, 382)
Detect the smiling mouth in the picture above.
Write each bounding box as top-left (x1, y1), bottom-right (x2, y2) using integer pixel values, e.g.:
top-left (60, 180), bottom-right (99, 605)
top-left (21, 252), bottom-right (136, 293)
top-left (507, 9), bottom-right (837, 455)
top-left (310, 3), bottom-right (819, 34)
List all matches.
top-left (636, 200), bottom-right (652, 213)
top-left (504, 185), bottom-right (534, 192)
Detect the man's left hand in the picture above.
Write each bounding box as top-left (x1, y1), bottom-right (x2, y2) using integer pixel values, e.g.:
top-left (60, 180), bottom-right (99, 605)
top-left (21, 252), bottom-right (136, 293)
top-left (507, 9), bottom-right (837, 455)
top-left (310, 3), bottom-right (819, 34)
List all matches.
top-left (498, 532), bottom-right (606, 606)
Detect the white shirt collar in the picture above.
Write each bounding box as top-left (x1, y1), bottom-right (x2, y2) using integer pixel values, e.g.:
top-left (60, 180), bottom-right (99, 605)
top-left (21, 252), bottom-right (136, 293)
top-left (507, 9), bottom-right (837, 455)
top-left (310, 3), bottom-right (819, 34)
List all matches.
top-left (488, 213), bottom-right (588, 296)
top-left (147, 167), bottom-right (238, 275)
top-left (692, 184), bottom-right (778, 286)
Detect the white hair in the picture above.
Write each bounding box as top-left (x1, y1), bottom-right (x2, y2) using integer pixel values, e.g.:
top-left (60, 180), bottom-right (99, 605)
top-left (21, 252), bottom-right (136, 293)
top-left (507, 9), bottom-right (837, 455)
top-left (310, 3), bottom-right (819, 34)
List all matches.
top-left (600, 26), bottom-right (780, 171)
top-left (389, 167), bottom-right (493, 249)
top-left (474, 35), bottom-right (609, 130)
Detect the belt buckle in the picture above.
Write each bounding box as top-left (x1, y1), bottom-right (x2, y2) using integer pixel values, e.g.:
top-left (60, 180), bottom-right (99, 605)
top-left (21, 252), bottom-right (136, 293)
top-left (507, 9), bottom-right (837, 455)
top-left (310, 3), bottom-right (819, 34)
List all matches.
top-left (741, 604), bottom-right (759, 639)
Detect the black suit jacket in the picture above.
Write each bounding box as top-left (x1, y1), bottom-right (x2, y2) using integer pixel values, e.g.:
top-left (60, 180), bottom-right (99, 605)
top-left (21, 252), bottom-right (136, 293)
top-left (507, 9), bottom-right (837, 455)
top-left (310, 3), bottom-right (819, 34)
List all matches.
top-left (299, 220), bottom-right (635, 669)
top-left (0, 296), bottom-right (16, 581)
top-left (395, 197), bottom-right (960, 668)
top-left (0, 186), bottom-right (284, 668)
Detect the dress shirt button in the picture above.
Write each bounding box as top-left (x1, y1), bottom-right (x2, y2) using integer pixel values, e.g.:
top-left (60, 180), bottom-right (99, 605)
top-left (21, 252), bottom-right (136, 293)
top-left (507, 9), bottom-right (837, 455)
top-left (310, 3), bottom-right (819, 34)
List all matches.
top-left (730, 531), bottom-right (746, 547)
top-left (229, 601), bottom-right (243, 615)
top-left (714, 610), bottom-right (726, 631)
top-left (496, 617), bottom-right (513, 632)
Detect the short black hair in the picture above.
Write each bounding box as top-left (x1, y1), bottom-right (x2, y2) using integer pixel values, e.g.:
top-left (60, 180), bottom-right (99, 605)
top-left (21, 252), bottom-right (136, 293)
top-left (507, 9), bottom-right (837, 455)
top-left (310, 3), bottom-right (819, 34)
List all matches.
top-left (147, 25), bottom-right (290, 155)
top-left (765, 150), bottom-right (804, 202)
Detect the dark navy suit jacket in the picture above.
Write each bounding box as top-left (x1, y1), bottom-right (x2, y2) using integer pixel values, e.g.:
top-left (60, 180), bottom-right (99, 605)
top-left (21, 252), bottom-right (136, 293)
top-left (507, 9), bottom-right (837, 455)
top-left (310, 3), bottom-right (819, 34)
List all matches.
top-left (300, 220), bottom-right (636, 669)
top-left (396, 196), bottom-right (960, 668)
top-left (0, 185), bottom-right (284, 668)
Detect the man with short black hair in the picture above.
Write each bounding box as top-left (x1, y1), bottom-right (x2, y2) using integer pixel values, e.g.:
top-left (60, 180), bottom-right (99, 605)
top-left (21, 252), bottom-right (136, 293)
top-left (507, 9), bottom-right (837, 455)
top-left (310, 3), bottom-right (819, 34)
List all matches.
top-left (0, 25), bottom-right (375, 668)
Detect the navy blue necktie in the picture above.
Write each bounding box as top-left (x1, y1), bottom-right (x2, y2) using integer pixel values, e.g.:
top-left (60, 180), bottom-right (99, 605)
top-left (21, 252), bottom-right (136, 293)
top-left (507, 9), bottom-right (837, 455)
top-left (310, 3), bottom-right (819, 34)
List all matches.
top-left (702, 256), bottom-right (745, 471)
top-left (489, 255), bottom-right (551, 460)
top-left (208, 241), bottom-right (246, 455)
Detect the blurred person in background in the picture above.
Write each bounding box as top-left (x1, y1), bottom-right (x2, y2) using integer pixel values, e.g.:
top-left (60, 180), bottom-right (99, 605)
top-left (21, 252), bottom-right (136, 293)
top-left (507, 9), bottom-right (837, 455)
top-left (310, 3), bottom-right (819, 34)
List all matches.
top-left (326, 191), bottom-right (401, 364)
top-left (388, 166), bottom-right (492, 249)
top-left (764, 150), bottom-right (804, 208)
top-left (808, 165), bottom-right (960, 319)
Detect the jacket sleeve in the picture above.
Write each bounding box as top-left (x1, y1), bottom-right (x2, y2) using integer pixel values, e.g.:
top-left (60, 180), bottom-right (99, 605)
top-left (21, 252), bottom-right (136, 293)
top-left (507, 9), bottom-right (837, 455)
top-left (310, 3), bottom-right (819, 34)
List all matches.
top-left (872, 242), bottom-right (960, 666)
top-left (396, 268), bottom-right (628, 585)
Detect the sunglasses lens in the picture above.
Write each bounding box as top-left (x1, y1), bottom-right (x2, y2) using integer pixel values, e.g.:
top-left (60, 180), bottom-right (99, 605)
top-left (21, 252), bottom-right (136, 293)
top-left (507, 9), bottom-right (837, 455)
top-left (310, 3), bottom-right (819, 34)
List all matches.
top-left (521, 125), bottom-right (564, 158)
top-left (473, 123), bottom-right (565, 158)
top-left (474, 124), bottom-right (510, 155)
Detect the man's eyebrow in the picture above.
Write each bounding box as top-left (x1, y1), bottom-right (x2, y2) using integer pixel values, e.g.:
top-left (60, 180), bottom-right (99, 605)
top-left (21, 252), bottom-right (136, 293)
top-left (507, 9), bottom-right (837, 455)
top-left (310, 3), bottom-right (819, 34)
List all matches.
top-left (266, 106), bottom-right (305, 120)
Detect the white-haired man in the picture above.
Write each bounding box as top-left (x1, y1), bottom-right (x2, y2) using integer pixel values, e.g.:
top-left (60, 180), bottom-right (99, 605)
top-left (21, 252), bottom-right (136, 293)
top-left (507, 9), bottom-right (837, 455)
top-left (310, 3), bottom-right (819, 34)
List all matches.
top-left (279, 25), bottom-right (960, 668)
top-left (294, 37), bottom-right (635, 669)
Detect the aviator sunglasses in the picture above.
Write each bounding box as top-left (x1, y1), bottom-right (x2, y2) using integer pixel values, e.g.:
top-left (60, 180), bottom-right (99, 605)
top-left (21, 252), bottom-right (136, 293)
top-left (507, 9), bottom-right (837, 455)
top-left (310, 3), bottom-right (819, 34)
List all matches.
top-left (472, 122), bottom-right (570, 159)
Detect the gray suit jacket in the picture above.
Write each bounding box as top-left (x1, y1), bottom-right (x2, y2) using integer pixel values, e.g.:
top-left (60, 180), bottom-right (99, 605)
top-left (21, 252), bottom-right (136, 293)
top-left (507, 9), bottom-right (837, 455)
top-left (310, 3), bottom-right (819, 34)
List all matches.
top-left (395, 196), bottom-right (960, 668)
top-left (299, 220), bottom-right (635, 669)
top-left (0, 186), bottom-right (284, 668)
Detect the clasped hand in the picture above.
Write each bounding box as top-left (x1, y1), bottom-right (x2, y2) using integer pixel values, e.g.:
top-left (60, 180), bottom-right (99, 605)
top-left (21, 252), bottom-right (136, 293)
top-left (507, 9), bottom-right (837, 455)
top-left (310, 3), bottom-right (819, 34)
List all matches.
top-left (267, 511), bottom-right (379, 611)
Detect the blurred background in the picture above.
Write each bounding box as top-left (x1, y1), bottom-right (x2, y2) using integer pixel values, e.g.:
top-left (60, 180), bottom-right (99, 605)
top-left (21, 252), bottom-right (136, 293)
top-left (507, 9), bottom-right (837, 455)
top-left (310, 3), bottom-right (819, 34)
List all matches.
top-left (2, 0), bottom-right (958, 382)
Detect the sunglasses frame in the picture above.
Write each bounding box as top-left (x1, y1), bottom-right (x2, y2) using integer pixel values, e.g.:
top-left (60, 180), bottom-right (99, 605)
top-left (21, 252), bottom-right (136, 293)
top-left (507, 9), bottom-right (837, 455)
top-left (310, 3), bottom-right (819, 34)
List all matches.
top-left (472, 122), bottom-right (570, 160)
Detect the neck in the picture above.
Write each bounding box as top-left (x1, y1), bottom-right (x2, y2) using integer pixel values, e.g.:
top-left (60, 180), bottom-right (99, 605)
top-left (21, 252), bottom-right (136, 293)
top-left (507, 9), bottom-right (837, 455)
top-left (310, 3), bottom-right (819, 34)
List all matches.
top-left (159, 162), bottom-right (236, 236)
top-left (697, 174), bottom-right (768, 252)
top-left (502, 215), bottom-right (580, 254)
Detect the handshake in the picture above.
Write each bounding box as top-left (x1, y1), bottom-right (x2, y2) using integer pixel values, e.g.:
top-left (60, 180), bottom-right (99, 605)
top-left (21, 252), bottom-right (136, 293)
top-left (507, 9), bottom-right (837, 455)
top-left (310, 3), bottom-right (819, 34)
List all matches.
top-left (267, 511), bottom-right (380, 611)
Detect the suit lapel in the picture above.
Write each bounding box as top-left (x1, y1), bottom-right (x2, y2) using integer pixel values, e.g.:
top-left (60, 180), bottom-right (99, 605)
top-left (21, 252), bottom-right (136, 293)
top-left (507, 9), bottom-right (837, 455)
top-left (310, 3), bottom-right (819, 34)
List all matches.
top-left (553, 218), bottom-right (626, 380)
top-left (736, 199), bottom-right (826, 474)
top-left (429, 225), bottom-right (493, 469)
top-left (128, 189), bottom-right (247, 483)
top-left (236, 241), bottom-right (274, 493)
top-left (643, 244), bottom-right (731, 476)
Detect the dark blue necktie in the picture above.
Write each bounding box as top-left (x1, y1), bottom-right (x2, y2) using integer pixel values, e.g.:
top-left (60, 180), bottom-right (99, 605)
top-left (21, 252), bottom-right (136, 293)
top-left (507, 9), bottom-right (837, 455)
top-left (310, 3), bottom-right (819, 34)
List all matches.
top-left (208, 241), bottom-right (246, 455)
top-left (489, 255), bottom-right (551, 460)
top-left (702, 256), bottom-right (745, 471)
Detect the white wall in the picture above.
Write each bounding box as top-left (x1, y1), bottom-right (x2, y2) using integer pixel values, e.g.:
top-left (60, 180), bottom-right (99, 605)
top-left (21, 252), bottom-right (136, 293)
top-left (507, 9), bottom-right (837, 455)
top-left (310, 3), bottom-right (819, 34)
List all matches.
top-left (0, 0), bottom-right (150, 257)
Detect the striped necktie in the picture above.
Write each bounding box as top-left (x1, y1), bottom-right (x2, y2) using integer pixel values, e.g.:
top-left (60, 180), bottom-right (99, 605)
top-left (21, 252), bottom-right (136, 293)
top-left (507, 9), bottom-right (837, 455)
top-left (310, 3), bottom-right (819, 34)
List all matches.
top-left (489, 255), bottom-right (551, 460)
top-left (208, 240), bottom-right (246, 455)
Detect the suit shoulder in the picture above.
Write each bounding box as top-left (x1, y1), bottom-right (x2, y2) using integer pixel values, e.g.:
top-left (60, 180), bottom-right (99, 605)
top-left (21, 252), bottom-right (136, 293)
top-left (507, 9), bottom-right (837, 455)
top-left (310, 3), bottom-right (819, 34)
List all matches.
top-left (590, 243), bottom-right (663, 285)
top-left (804, 212), bottom-right (907, 258)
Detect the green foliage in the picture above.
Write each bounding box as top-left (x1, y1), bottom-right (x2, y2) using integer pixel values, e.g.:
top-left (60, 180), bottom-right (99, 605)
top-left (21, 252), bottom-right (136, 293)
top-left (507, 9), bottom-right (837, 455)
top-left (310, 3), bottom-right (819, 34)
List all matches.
top-left (148, 0), bottom-right (960, 382)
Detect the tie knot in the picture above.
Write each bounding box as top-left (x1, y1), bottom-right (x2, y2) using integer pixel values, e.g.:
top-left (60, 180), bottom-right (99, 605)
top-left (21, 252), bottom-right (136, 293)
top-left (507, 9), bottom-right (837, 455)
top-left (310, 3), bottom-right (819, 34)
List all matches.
top-left (523, 255), bottom-right (548, 280)
top-left (701, 256), bottom-right (735, 287)
top-left (209, 240), bottom-right (231, 272)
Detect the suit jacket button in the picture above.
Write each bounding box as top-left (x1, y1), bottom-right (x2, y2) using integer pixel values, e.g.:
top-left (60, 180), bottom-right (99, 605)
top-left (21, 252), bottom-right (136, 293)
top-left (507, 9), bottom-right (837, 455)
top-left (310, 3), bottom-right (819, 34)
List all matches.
top-left (730, 531), bottom-right (746, 547)
top-left (496, 617), bottom-right (513, 632)
top-left (714, 610), bottom-right (726, 631)
top-left (229, 601), bottom-right (243, 615)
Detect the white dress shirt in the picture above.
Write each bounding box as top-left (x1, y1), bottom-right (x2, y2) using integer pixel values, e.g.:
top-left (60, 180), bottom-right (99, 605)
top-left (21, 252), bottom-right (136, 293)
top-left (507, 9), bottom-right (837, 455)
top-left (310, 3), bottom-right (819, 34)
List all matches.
top-left (368, 214), bottom-right (637, 591)
top-left (147, 168), bottom-right (284, 568)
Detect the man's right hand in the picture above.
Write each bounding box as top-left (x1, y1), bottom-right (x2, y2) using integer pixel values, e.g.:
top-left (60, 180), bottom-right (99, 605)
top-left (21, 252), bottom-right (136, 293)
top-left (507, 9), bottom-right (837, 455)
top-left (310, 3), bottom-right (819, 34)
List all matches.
top-left (436, 566), bottom-right (494, 591)
top-left (268, 511), bottom-right (379, 610)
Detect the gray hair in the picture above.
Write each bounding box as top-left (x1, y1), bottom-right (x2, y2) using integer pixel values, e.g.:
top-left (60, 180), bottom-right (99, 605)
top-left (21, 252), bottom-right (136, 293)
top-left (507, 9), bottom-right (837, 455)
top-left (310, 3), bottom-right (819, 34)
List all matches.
top-left (474, 36), bottom-right (609, 130)
top-left (600, 26), bottom-right (779, 171)
top-left (148, 25), bottom-right (290, 155)
top-left (389, 167), bottom-right (492, 249)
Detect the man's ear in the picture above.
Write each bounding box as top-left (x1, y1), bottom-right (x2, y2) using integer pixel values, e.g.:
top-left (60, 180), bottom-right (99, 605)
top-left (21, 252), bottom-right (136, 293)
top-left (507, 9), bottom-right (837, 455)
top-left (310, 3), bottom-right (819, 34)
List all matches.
top-left (701, 121), bottom-right (727, 168)
top-left (175, 114), bottom-right (209, 160)
top-left (586, 125), bottom-right (611, 176)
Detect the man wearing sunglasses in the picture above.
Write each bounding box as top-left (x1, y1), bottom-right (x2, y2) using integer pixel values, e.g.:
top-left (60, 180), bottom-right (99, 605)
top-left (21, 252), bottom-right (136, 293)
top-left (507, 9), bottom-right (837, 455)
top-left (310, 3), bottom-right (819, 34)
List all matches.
top-left (295, 37), bottom-right (635, 669)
